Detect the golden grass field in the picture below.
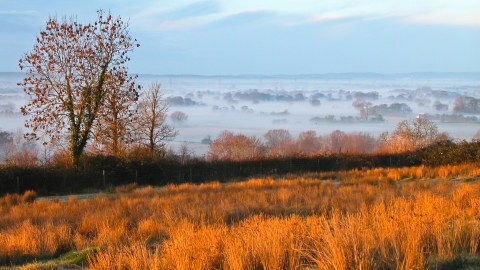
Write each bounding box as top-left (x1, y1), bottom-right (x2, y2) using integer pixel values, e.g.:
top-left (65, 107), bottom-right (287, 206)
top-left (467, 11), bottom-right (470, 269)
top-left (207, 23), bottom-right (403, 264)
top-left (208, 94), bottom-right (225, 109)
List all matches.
top-left (2, 163), bottom-right (480, 269)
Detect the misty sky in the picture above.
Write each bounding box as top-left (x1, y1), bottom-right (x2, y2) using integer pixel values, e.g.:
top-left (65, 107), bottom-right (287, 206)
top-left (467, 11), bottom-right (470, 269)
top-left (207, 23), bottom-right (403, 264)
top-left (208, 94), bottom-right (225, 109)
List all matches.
top-left (1, 0), bottom-right (479, 75)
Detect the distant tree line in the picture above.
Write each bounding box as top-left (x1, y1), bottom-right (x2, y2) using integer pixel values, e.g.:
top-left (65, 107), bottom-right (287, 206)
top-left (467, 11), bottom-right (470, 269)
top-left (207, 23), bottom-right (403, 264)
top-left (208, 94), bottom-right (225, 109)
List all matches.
top-left (165, 96), bottom-right (201, 106)
top-left (309, 101), bottom-right (413, 124)
top-left (223, 90), bottom-right (308, 104)
top-left (453, 96), bottom-right (480, 114)
top-left (420, 113), bottom-right (480, 123)
top-left (3, 133), bottom-right (480, 196)
top-left (310, 114), bottom-right (384, 124)
top-left (372, 103), bottom-right (412, 116)
top-left (206, 119), bottom-right (447, 161)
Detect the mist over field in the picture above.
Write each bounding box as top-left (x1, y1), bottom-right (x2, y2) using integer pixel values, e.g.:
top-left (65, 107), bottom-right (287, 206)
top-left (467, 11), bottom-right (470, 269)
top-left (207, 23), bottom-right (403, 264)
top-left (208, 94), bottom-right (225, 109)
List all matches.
top-left (2, 72), bottom-right (480, 156)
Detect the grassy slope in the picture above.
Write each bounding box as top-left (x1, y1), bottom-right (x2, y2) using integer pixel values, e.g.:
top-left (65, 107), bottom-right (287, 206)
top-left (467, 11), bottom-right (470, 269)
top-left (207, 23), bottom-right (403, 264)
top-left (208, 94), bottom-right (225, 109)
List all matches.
top-left (2, 164), bottom-right (480, 269)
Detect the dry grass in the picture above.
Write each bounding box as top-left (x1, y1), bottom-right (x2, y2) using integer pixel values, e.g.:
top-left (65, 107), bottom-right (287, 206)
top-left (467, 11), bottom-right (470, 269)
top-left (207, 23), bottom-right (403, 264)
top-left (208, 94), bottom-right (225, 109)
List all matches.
top-left (2, 164), bottom-right (480, 269)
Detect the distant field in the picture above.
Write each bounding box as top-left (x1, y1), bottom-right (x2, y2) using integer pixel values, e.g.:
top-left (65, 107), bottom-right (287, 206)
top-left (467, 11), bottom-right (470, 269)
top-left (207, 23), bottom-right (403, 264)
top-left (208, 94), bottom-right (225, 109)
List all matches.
top-left (2, 164), bottom-right (480, 269)
top-left (3, 72), bottom-right (480, 157)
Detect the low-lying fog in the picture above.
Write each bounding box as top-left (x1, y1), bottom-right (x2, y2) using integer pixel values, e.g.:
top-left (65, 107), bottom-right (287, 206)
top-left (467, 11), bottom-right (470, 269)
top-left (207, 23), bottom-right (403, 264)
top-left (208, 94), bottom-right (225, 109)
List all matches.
top-left (1, 72), bottom-right (480, 156)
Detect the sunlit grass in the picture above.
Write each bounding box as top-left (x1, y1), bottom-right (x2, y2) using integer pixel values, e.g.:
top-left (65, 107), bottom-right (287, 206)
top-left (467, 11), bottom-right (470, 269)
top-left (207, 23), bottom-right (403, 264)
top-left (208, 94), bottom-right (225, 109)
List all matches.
top-left (1, 163), bottom-right (480, 269)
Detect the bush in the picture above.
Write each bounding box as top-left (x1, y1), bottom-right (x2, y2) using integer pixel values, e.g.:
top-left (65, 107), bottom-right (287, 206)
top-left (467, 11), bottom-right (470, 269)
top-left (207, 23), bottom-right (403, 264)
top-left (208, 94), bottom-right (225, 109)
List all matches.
top-left (115, 183), bottom-right (138, 194)
top-left (21, 190), bottom-right (37, 203)
top-left (0, 190), bottom-right (36, 207)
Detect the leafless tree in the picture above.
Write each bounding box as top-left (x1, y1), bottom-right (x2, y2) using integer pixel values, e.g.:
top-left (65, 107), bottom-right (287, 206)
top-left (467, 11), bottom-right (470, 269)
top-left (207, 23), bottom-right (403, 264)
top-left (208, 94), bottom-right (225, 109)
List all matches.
top-left (133, 81), bottom-right (177, 156)
top-left (93, 78), bottom-right (138, 156)
top-left (170, 111), bottom-right (188, 125)
top-left (296, 130), bottom-right (320, 157)
top-left (340, 131), bottom-right (378, 154)
top-left (353, 101), bottom-right (375, 121)
top-left (18, 10), bottom-right (140, 165)
top-left (379, 119), bottom-right (443, 153)
top-left (263, 129), bottom-right (293, 158)
top-left (0, 130), bottom-right (13, 146)
top-left (94, 82), bottom-right (138, 155)
top-left (3, 128), bottom-right (38, 166)
top-left (473, 129), bottom-right (480, 141)
top-left (327, 130), bottom-right (346, 153)
top-left (178, 141), bottom-right (195, 164)
top-left (208, 130), bottom-right (264, 161)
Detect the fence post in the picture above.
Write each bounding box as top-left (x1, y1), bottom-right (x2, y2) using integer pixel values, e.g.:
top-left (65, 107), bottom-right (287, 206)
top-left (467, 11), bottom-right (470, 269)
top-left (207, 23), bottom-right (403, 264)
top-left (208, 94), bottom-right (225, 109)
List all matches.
top-left (16, 177), bottom-right (19, 194)
top-left (190, 168), bottom-right (192, 182)
top-left (135, 170), bottom-right (138, 182)
top-left (318, 159), bottom-right (320, 172)
top-left (102, 170), bottom-right (106, 191)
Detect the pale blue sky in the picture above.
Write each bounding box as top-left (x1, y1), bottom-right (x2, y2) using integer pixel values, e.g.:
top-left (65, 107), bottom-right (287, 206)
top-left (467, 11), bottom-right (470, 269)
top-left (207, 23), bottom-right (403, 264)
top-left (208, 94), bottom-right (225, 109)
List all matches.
top-left (1, 0), bottom-right (479, 75)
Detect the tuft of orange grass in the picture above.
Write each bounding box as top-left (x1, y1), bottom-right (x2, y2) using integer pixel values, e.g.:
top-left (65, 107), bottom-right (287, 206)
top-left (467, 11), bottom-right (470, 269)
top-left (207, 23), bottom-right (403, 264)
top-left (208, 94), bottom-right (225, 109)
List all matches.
top-left (160, 220), bottom-right (225, 270)
top-left (88, 243), bottom-right (161, 270)
top-left (310, 162), bottom-right (480, 184)
top-left (0, 220), bottom-right (72, 265)
top-left (0, 190), bottom-right (37, 208)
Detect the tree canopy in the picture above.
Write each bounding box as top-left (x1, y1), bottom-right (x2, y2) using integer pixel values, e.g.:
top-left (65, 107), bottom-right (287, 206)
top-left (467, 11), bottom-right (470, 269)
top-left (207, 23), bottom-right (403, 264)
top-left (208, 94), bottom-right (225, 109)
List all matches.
top-left (19, 10), bottom-right (140, 165)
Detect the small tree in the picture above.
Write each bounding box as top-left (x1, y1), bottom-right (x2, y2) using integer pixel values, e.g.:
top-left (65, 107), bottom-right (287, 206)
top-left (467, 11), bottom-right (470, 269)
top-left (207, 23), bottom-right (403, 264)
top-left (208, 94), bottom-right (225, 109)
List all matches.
top-left (93, 80), bottom-right (139, 156)
top-left (178, 141), bottom-right (195, 164)
top-left (328, 130), bottom-right (346, 153)
top-left (0, 130), bottom-right (13, 146)
top-left (263, 129), bottom-right (293, 158)
top-left (201, 135), bottom-right (213, 144)
top-left (170, 111), bottom-right (188, 125)
top-left (19, 10), bottom-right (140, 165)
top-left (134, 82), bottom-right (177, 156)
top-left (296, 130), bottom-right (320, 157)
top-left (208, 130), bottom-right (264, 161)
top-left (379, 118), bottom-right (443, 153)
top-left (3, 128), bottom-right (38, 166)
top-left (433, 100), bottom-right (449, 111)
top-left (353, 101), bottom-right (375, 121)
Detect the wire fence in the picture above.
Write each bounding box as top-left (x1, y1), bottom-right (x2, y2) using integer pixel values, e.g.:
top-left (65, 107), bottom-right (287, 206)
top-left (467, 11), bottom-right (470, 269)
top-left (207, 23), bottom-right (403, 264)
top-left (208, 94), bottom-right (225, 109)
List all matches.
top-left (0, 153), bottom-right (409, 196)
top-left (2, 139), bottom-right (478, 195)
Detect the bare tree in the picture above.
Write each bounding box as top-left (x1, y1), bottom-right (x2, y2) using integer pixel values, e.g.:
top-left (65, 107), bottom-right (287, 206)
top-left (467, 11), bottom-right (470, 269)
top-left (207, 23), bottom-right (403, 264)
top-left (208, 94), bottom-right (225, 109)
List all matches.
top-left (296, 130), bottom-right (320, 157)
top-left (380, 119), bottom-right (443, 153)
top-left (327, 130), bottom-right (346, 153)
top-left (18, 10), bottom-right (140, 165)
top-left (170, 111), bottom-right (188, 125)
top-left (0, 129), bottom-right (13, 161)
top-left (3, 128), bottom-right (38, 166)
top-left (201, 135), bottom-right (213, 144)
top-left (0, 130), bottom-right (13, 146)
top-left (208, 130), bottom-right (264, 161)
top-left (353, 101), bottom-right (375, 121)
top-left (93, 80), bottom-right (138, 156)
top-left (178, 141), bottom-right (195, 164)
top-left (340, 131), bottom-right (378, 154)
top-left (134, 82), bottom-right (177, 156)
top-left (473, 129), bottom-right (480, 141)
top-left (263, 129), bottom-right (293, 158)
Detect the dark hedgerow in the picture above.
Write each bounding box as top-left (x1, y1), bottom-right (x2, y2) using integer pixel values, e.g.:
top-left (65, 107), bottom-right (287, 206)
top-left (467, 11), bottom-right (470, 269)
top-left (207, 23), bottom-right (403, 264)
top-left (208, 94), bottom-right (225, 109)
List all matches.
top-left (1, 139), bottom-right (480, 196)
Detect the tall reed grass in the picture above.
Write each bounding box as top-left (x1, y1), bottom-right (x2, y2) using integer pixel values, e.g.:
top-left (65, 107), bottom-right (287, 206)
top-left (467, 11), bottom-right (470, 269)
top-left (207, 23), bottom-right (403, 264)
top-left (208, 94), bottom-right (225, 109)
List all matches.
top-left (1, 164), bottom-right (480, 269)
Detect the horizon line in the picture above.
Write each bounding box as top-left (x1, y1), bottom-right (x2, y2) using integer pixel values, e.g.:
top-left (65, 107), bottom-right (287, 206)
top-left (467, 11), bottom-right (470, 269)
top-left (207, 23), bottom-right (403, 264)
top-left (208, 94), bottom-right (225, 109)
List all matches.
top-left (2, 71), bottom-right (480, 78)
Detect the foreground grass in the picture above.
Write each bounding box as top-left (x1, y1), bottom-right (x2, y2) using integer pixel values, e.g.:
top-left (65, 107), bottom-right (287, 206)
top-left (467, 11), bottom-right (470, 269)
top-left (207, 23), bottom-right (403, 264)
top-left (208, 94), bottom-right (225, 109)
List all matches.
top-left (1, 163), bottom-right (480, 269)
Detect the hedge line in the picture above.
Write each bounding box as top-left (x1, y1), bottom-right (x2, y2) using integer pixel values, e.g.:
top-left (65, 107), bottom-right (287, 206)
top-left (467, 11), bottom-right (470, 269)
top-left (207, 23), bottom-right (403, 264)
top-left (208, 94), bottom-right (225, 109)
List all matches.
top-left (1, 140), bottom-right (479, 196)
